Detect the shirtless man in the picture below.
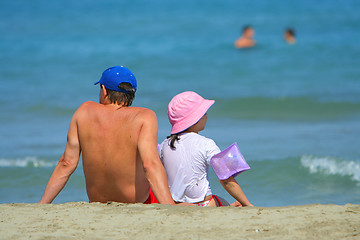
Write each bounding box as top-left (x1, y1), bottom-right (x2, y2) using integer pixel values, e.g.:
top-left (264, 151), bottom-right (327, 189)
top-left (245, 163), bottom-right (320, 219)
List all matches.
top-left (234, 25), bottom-right (256, 49)
top-left (39, 66), bottom-right (175, 205)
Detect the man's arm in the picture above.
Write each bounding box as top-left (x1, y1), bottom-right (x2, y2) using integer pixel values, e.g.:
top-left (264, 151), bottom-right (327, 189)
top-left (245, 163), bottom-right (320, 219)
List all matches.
top-left (137, 110), bottom-right (175, 205)
top-left (220, 176), bottom-right (253, 207)
top-left (39, 113), bottom-right (81, 204)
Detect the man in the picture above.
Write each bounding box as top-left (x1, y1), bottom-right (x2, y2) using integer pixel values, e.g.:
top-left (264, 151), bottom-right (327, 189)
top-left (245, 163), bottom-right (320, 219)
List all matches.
top-left (39, 66), bottom-right (175, 204)
top-left (234, 25), bottom-right (256, 49)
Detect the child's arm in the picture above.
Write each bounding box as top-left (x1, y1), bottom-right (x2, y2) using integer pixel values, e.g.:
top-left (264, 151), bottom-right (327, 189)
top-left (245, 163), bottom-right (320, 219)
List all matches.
top-left (219, 176), bottom-right (253, 207)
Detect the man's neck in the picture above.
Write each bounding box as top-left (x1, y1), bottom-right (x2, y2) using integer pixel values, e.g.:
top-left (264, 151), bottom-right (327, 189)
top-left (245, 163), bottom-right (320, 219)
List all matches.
top-left (102, 98), bottom-right (126, 107)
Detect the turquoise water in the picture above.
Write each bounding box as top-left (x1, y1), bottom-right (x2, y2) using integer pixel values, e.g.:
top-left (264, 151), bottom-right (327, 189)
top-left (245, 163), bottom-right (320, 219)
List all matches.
top-left (1, 0), bottom-right (359, 206)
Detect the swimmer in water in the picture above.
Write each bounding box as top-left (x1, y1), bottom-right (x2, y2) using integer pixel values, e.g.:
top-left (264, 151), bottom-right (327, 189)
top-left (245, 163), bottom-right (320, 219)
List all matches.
top-left (234, 25), bottom-right (256, 49)
top-left (284, 28), bottom-right (296, 44)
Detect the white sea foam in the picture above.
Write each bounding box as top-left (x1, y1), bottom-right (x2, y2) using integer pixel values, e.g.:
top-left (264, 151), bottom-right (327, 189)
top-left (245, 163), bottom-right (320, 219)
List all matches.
top-left (0, 157), bottom-right (55, 168)
top-left (301, 155), bottom-right (360, 183)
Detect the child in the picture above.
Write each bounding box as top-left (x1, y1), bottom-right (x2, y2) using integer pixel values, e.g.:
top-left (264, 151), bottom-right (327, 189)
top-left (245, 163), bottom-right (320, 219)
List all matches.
top-left (159, 91), bottom-right (253, 207)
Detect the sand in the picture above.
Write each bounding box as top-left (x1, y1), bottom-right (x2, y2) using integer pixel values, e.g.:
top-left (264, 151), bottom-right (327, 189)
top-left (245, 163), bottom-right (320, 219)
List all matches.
top-left (0, 203), bottom-right (359, 240)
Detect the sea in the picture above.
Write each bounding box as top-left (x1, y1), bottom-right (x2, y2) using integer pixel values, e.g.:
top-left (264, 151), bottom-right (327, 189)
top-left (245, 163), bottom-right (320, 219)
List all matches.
top-left (1, 0), bottom-right (359, 207)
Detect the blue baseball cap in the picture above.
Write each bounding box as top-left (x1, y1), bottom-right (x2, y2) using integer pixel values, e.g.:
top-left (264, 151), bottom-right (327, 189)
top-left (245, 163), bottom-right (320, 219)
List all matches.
top-left (94, 66), bottom-right (137, 93)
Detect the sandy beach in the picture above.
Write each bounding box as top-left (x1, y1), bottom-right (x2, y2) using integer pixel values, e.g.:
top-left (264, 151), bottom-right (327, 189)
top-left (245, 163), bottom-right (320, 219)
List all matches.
top-left (0, 203), bottom-right (359, 240)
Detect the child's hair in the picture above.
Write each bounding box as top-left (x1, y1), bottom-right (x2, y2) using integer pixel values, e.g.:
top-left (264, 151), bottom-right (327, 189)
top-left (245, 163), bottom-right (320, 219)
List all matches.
top-left (167, 133), bottom-right (180, 149)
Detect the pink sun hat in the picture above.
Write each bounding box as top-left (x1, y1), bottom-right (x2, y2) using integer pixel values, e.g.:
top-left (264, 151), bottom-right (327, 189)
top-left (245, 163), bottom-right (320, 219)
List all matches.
top-left (168, 91), bottom-right (215, 134)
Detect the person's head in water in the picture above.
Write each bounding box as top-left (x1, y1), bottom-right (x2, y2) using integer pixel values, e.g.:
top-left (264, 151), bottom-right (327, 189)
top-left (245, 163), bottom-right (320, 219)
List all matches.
top-left (242, 25), bottom-right (255, 38)
top-left (234, 25), bottom-right (256, 48)
top-left (284, 28), bottom-right (296, 44)
top-left (94, 66), bottom-right (136, 106)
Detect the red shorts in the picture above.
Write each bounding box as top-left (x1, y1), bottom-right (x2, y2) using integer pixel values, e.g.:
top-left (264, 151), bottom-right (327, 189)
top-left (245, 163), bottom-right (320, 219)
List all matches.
top-left (143, 188), bottom-right (159, 204)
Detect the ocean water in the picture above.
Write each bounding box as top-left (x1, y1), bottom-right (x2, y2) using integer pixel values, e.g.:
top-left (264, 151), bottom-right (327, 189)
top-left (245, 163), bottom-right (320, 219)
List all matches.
top-left (1, 0), bottom-right (359, 207)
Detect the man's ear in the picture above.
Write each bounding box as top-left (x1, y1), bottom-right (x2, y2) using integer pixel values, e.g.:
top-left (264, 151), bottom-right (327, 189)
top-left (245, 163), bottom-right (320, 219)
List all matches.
top-left (101, 84), bottom-right (108, 97)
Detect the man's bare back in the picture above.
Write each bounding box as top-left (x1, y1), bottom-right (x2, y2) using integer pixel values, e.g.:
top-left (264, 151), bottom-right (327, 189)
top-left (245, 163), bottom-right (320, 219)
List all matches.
top-left (39, 66), bottom-right (174, 204)
top-left (77, 101), bottom-right (157, 203)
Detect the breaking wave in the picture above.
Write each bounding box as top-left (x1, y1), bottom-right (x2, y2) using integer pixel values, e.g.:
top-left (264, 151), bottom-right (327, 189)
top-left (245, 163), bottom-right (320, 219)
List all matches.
top-left (0, 157), bottom-right (56, 168)
top-left (301, 155), bottom-right (360, 183)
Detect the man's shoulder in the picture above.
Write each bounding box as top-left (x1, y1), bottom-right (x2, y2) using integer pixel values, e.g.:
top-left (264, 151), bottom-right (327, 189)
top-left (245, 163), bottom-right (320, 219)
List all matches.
top-left (132, 108), bottom-right (158, 126)
top-left (72, 101), bottom-right (100, 118)
top-left (73, 101), bottom-right (96, 112)
top-left (129, 106), bottom-right (154, 112)
top-left (129, 106), bottom-right (156, 117)
top-left (125, 107), bottom-right (158, 130)
top-left (78, 101), bottom-right (99, 109)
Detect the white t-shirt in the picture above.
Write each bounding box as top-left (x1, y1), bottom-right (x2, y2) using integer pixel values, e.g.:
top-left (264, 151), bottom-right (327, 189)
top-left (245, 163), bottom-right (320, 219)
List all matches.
top-left (159, 132), bottom-right (221, 203)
